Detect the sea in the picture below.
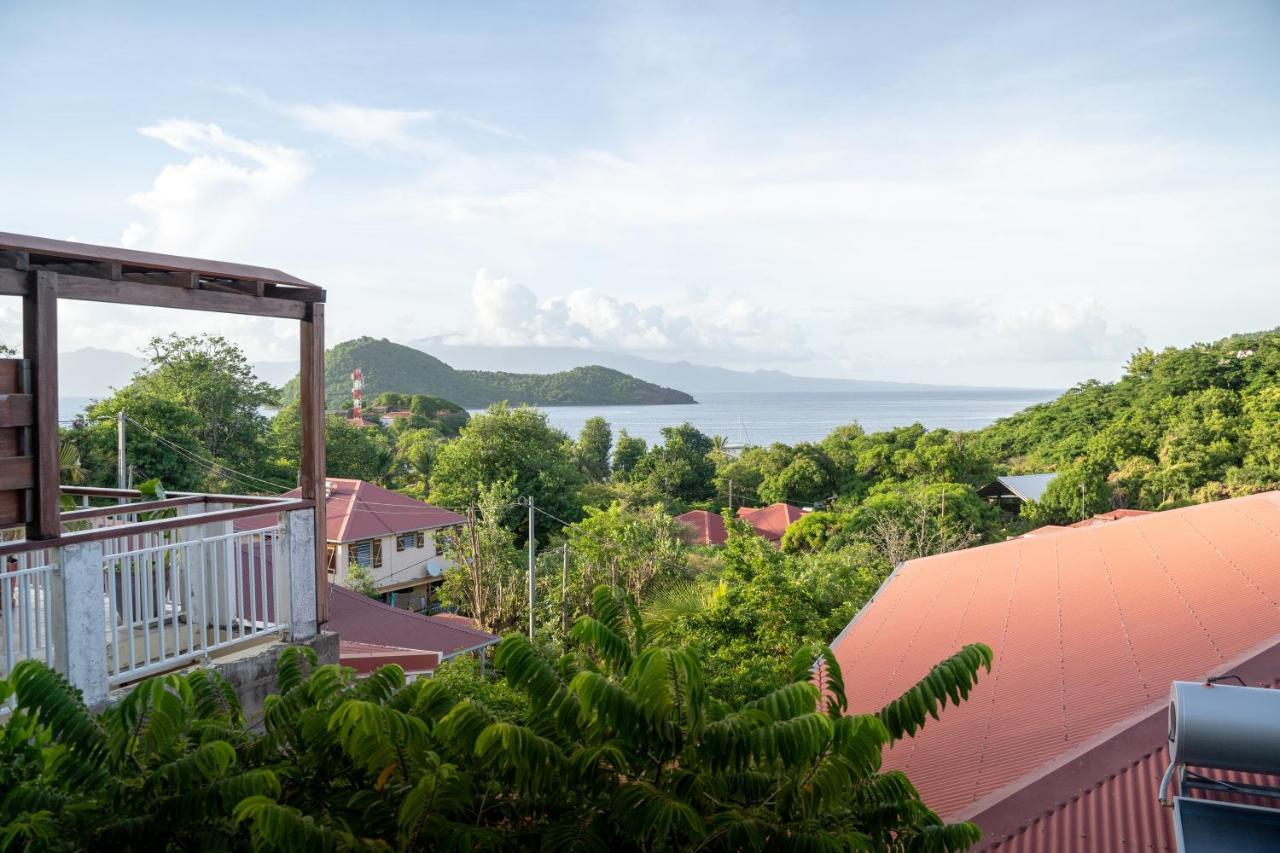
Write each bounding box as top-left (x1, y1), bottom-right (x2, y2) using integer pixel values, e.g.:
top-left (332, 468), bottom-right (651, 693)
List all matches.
top-left (60, 388), bottom-right (1060, 447)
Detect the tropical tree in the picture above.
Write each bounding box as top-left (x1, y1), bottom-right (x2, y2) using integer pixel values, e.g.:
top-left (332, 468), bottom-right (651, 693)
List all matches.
top-left (0, 588), bottom-right (990, 852)
top-left (436, 481), bottom-right (527, 634)
top-left (610, 429), bottom-right (647, 478)
top-left (576, 416), bottom-right (613, 481)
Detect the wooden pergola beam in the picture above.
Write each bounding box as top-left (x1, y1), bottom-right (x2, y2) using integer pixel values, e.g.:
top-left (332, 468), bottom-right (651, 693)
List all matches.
top-left (0, 267), bottom-right (308, 319)
top-left (299, 302), bottom-right (329, 623)
top-left (23, 271), bottom-right (60, 540)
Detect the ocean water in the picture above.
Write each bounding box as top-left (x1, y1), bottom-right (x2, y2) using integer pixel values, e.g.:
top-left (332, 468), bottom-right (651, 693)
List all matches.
top-left (61, 388), bottom-right (1061, 448)
top-left (486, 389), bottom-right (1061, 446)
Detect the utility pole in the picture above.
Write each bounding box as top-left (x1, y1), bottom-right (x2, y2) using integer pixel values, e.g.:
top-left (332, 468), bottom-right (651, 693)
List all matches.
top-left (728, 479), bottom-right (733, 511)
top-left (116, 410), bottom-right (127, 499)
top-left (561, 544), bottom-right (569, 639)
top-left (527, 496), bottom-right (536, 639)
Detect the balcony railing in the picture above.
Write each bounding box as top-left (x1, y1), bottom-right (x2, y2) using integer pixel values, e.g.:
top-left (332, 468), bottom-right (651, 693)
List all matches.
top-left (1, 487), bottom-right (319, 705)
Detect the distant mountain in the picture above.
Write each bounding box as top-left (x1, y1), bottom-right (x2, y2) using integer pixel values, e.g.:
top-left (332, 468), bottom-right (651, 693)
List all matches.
top-left (408, 341), bottom-right (984, 394)
top-left (58, 348), bottom-right (146, 397)
top-left (279, 337), bottom-right (696, 410)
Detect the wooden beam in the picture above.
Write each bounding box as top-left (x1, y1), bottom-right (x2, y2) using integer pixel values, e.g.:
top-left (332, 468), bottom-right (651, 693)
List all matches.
top-left (0, 393), bottom-right (33, 428)
top-left (0, 456), bottom-right (34, 491)
top-left (23, 271), bottom-right (59, 539)
top-left (55, 270), bottom-right (308, 319)
top-left (300, 302), bottom-right (329, 624)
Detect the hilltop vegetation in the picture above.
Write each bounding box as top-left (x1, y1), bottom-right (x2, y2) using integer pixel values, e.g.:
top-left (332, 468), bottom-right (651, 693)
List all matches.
top-left (280, 337), bottom-right (695, 409)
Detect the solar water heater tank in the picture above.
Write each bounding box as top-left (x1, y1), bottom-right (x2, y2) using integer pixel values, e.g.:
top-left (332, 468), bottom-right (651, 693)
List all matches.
top-left (1169, 681), bottom-right (1280, 775)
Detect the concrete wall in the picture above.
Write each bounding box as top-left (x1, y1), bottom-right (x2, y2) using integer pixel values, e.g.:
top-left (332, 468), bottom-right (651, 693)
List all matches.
top-left (331, 528), bottom-right (457, 593)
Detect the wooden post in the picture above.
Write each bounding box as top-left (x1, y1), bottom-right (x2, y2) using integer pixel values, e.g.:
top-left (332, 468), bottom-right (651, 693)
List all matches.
top-left (23, 270), bottom-right (59, 539)
top-left (299, 302), bottom-right (328, 623)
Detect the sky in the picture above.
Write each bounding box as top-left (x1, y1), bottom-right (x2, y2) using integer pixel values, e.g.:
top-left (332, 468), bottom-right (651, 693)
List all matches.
top-left (1, 1), bottom-right (1278, 388)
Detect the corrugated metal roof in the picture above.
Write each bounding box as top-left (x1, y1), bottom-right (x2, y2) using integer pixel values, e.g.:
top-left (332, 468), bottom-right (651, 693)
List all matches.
top-left (991, 741), bottom-right (1280, 851)
top-left (735, 502), bottom-right (810, 541)
top-left (674, 510), bottom-right (727, 545)
top-left (329, 585), bottom-right (498, 656)
top-left (996, 473), bottom-right (1058, 502)
top-left (237, 478), bottom-right (467, 542)
top-left (829, 491), bottom-right (1280, 839)
top-left (339, 640), bottom-right (440, 675)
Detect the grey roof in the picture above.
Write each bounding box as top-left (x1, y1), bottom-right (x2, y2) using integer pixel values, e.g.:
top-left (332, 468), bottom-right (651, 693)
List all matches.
top-left (995, 473), bottom-right (1057, 502)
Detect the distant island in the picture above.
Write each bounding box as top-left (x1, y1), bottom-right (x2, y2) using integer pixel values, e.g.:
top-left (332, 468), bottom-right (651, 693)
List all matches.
top-left (279, 337), bottom-right (696, 410)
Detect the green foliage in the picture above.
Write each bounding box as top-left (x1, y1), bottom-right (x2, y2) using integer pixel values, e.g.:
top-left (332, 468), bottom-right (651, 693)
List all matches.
top-left (429, 403), bottom-right (585, 538)
top-left (345, 560), bottom-right (380, 598)
top-left (630, 422), bottom-right (718, 507)
top-left (270, 402), bottom-right (393, 484)
top-left (369, 391), bottom-right (469, 436)
top-left (1, 589), bottom-right (986, 852)
top-left (280, 337), bottom-right (693, 410)
top-left (610, 429), bottom-right (647, 477)
top-left (436, 481), bottom-right (528, 634)
top-left (576, 416), bottom-right (613, 481)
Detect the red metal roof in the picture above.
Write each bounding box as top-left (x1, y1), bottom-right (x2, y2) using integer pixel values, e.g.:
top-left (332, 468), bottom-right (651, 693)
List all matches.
top-left (736, 502), bottom-right (810, 541)
top-left (674, 510), bottom-right (728, 546)
top-left (238, 478), bottom-right (466, 542)
top-left (830, 491), bottom-right (1280, 843)
top-left (1068, 508), bottom-right (1154, 528)
top-left (339, 640), bottom-right (440, 675)
top-left (328, 584), bottom-right (498, 656)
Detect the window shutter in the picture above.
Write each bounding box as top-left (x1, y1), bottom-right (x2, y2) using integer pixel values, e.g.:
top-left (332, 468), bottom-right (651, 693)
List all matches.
top-left (372, 538), bottom-right (383, 568)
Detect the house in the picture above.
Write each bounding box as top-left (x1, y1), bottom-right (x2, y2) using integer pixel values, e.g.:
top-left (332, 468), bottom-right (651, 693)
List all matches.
top-left (674, 509), bottom-right (728, 546)
top-left (977, 473), bottom-right (1057, 513)
top-left (378, 410), bottom-right (414, 428)
top-left (828, 491), bottom-right (1280, 850)
top-left (736, 502), bottom-right (810, 544)
top-left (243, 478), bottom-right (466, 612)
top-left (329, 584), bottom-right (497, 677)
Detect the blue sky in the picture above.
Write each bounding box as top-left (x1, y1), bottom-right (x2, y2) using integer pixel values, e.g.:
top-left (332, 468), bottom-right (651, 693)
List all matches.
top-left (2, 1), bottom-right (1278, 387)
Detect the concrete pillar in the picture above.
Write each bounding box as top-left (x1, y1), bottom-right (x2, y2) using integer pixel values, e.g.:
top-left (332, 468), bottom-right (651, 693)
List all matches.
top-left (284, 509), bottom-right (317, 641)
top-left (53, 541), bottom-right (109, 705)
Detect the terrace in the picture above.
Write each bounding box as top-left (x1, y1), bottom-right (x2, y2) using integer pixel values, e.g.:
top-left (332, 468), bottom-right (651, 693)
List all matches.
top-left (0, 233), bottom-right (328, 705)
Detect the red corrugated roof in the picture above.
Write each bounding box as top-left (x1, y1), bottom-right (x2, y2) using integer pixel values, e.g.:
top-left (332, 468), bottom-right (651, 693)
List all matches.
top-left (830, 491), bottom-right (1280, 843)
top-left (674, 510), bottom-right (728, 546)
top-left (736, 502), bottom-right (810, 541)
top-left (328, 584), bottom-right (498, 656)
top-left (339, 640), bottom-right (440, 675)
top-left (238, 478), bottom-right (466, 542)
top-left (1068, 508), bottom-right (1154, 528)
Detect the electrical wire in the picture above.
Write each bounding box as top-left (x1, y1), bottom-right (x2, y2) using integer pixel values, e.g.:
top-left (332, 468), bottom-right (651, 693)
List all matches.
top-left (124, 415), bottom-right (292, 493)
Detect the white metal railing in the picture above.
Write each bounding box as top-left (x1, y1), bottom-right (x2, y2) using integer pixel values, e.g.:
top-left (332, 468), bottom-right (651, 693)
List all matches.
top-left (0, 554), bottom-right (56, 678)
top-left (103, 522), bottom-right (285, 686)
top-left (0, 494), bottom-right (317, 705)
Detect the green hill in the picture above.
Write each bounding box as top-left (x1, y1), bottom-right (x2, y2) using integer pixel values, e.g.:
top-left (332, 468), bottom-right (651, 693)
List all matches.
top-left (280, 337), bottom-right (696, 410)
top-left (970, 327), bottom-right (1280, 510)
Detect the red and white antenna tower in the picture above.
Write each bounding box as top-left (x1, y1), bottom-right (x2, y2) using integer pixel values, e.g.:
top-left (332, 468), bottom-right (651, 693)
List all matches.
top-left (351, 368), bottom-right (364, 420)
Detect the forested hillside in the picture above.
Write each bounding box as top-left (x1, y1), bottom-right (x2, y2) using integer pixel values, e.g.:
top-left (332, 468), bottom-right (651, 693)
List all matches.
top-left (971, 328), bottom-right (1280, 515)
top-left (279, 337), bottom-right (695, 409)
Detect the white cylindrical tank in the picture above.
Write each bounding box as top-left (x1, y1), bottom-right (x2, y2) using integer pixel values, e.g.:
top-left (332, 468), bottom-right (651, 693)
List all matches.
top-left (1168, 681), bottom-right (1280, 774)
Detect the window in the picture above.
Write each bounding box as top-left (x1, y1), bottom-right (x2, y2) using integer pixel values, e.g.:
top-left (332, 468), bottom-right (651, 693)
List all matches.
top-left (415, 530), bottom-right (426, 549)
top-left (397, 532), bottom-right (416, 551)
top-left (352, 539), bottom-right (383, 569)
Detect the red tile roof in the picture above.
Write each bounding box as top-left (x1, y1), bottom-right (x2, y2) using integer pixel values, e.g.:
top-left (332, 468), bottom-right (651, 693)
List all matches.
top-left (674, 510), bottom-right (728, 546)
top-left (238, 478), bottom-right (466, 543)
top-left (328, 584), bottom-right (498, 657)
top-left (829, 491), bottom-right (1280, 846)
top-left (736, 502), bottom-right (810, 541)
top-left (1068, 508), bottom-right (1153, 528)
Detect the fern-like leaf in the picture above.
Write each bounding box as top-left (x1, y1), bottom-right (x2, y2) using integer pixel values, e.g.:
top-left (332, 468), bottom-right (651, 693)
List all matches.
top-left (878, 643), bottom-right (992, 742)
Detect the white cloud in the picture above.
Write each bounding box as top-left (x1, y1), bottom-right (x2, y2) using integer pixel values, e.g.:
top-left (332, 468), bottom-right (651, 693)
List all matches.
top-left (993, 302), bottom-right (1144, 362)
top-left (281, 102), bottom-right (436, 150)
top-left (122, 120), bottom-right (308, 256)
top-left (459, 269), bottom-right (809, 361)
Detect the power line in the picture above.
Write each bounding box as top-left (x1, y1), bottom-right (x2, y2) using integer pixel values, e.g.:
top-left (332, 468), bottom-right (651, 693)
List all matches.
top-left (124, 416), bottom-right (292, 493)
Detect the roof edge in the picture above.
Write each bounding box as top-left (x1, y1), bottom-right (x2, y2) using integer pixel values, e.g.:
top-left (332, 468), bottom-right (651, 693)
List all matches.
top-left (964, 631), bottom-right (1280, 849)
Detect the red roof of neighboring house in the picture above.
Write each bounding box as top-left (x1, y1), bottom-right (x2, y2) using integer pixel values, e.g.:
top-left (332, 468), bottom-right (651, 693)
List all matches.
top-left (829, 491), bottom-right (1280, 849)
top-left (329, 584), bottom-right (498, 657)
top-left (736, 502), bottom-right (810, 541)
top-left (339, 640), bottom-right (440, 675)
top-left (674, 510), bottom-right (728, 546)
top-left (238, 478), bottom-right (466, 543)
top-left (1068, 508), bottom-right (1153, 528)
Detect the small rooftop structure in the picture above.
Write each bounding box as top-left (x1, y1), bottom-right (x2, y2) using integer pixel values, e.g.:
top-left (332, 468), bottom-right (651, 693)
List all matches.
top-left (736, 502), bottom-right (810, 542)
top-left (829, 490), bottom-right (1280, 850)
top-left (674, 509), bottom-right (728, 546)
top-left (977, 473), bottom-right (1057, 508)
